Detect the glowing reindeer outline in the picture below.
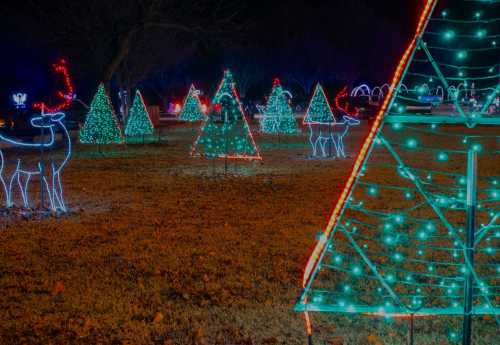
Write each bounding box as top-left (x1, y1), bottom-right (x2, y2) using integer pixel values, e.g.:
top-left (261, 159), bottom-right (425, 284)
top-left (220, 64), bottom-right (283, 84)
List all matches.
top-left (308, 115), bottom-right (360, 158)
top-left (0, 112), bottom-right (72, 212)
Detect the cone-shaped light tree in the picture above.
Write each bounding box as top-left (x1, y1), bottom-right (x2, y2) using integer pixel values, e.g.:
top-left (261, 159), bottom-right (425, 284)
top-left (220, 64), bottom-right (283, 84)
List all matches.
top-left (179, 84), bottom-right (205, 121)
top-left (303, 83), bottom-right (335, 124)
top-left (260, 78), bottom-right (298, 134)
top-left (80, 83), bottom-right (123, 144)
top-left (191, 70), bottom-right (261, 160)
top-left (124, 90), bottom-right (154, 137)
top-left (296, 1), bottom-right (500, 344)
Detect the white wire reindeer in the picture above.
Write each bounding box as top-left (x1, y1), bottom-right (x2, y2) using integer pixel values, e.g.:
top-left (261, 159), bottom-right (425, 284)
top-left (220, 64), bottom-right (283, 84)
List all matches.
top-left (0, 112), bottom-right (72, 211)
top-left (308, 115), bottom-right (360, 158)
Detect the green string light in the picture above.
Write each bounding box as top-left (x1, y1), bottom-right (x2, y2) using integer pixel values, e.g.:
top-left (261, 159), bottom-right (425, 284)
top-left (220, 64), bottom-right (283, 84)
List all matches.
top-left (80, 83), bottom-right (123, 144)
top-left (260, 79), bottom-right (298, 134)
top-left (124, 90), bottom-right (154, 138)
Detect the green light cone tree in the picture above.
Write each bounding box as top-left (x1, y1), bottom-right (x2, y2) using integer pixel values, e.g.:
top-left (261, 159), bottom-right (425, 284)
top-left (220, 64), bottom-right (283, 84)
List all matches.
top-left (296, 1), bottom-right (499, 344)
top-left (124, 90), bottom-right (154, 137)
top-left (179, 84), bottom-right (205, 121)
top-left (191, 70), bottom-right (261, 160)
top-left (80, 83), bottom-right (123, 144)
top-left (303, 83), bottom-right (335, 124)
top-left (260, 78), bottom-right (298, 134)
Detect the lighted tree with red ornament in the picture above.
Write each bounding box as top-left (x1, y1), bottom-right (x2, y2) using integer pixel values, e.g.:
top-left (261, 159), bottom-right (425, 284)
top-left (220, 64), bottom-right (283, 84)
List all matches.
top-left (191, 70), bottom-right (260, 160)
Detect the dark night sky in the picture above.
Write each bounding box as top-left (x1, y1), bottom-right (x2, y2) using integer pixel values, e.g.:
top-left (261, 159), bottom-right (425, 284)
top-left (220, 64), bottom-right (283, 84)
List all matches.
top-left (0, 0), bottom-right (425, 110)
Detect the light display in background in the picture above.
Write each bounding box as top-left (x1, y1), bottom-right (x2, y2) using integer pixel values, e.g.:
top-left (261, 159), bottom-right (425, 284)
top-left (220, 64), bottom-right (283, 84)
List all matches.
top-left (296, 1), bottom-right (499, 345)
top-left (351, 83), bottom-right (411, 104)
top-left (12, 93), bottom-right (27, 109)
top-left (191, 70), bottom-right (261, 160)
top-left (124, 90), bottom-right (154, 137)
top-left (303, 83), bottom-right (335, 124)
top-left (0, 112), bottom-right (71, 212)
top-left (179, 84), bottom-right (205, 121)
top-left (308, 115), bottom-right (360, 158)
top-left (33, 59), bottom-right (74, 113)
top-left (335, 86), bottom-right (359, 117)
top-left (79, 83), bottom-right (123, 144)
top-left (260, 78), bottom-right (298, 134)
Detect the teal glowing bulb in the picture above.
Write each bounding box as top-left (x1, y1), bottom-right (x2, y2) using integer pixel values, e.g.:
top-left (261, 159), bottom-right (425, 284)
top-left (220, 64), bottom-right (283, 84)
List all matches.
top-left (443, 30), bottom-right (455, 40)
top-left (406, 138), bottom-right (418, 149)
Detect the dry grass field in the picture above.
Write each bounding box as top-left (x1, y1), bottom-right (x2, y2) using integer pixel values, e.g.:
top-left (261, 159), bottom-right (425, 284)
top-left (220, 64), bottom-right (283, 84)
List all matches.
top-left (0, 122), bottom-right (364, 345)
top-left (0, 121), bottom-right (497, 345)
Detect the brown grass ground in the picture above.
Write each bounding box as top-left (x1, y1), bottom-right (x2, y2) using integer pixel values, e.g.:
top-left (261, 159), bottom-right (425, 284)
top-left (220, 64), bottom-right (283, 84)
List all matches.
top-left (0, 122), bottom-right (365, 345)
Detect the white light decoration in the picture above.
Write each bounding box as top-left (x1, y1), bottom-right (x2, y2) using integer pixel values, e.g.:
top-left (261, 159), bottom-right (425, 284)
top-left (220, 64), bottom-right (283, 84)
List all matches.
top-left (308, 115), bottom-right (360, 158)
top-left (12, 93), bottom-right (27, 109)
top-left (0, 112), bottom-right (71, 212)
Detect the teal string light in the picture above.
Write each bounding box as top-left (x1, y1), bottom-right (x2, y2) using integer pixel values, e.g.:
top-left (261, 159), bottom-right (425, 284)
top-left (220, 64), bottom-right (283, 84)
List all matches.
top-left (124, 90), bottom-right (154, 137)
top-left (191, 70), bottom-right (261, 160)
top-left (303, 83), bottom-right (335, 124)
top-left (260, 78), bottom-right (298, 134)
top-left (179, 84), bottom-right (205, 121)
top-left (296, 1), bottom-right (500, 343)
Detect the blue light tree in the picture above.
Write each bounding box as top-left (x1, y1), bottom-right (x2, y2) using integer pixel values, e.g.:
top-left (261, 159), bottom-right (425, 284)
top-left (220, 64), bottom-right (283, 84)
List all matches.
top-left (296, 1), bottom-right (499, 344)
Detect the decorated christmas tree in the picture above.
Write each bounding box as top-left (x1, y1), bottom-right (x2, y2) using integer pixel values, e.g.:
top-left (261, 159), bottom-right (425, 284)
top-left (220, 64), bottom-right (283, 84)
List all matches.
top-left (303, 83), bottom-right (335, 124)
top-left (191, 70), bottom-right (261, 160)
top-left (124, 90), bottom-right (154, 137)
top-left (80, 83), bottom-right (123, 144)
top-left (260, 78), bottom-right (298, 133)
top-left (179, 84), bottom-right (205, 121)
top-left (296, 1), bottom-right (499, 344)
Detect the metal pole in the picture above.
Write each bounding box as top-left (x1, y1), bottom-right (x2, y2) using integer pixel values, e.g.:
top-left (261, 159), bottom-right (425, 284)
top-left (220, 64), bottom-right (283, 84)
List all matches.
top-left (407, 314), bottom-right (414, 345)
top-left (39, 109), bottom-right (46, 211)
top-left (462, 148), bottom-right (477, 345)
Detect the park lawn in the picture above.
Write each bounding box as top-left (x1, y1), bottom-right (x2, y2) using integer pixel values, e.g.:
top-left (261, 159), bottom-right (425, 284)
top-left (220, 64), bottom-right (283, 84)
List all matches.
top-left (0, 122), bottom-right (361, 345)
top-left (0, 122), bottom-right (497, 345)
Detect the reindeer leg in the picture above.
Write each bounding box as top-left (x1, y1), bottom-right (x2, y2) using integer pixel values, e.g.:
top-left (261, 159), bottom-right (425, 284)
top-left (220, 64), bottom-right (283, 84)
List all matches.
top-left (51, 162), bottom-right (66, 212)
top-left (23, 174), bottom-right (32, 208)
top-left (339, 137), bottom-right (346, 158)
top-left (319, 139), bottom-right (327, 158)
top-left (332, 135), bottom-right (341, 158)
top-left (0, 151), bottom-right (9, 207)
top-left (309, 129), bottom-right (317, 157)
top-left (17, 173), bottom-right (30, 208)
top-left (0, 167), bottom-right (9, 207)
top-left (0, 175), bottom-right (9, 207)
top-left (54, 173), bottom-right (66, 212)
top-left (312, 138), bottom-right (319, 157)
top-left (7, 163), bottom-right (21, 207)
top-left (41, 175), bottom-right (55, 211)
top-left (8, 172), bottom-right (17, 207)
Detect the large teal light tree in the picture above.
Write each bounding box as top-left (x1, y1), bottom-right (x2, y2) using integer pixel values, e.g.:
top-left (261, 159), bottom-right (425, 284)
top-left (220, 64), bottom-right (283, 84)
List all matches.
top-left (191, 70), bottom-right (261, 160)
top-left (80, 83), bottom-right (123, 144)
top-left (260, 78), bottom-right (298, 134)
top-left (296, 1), bottom-right (499, 345)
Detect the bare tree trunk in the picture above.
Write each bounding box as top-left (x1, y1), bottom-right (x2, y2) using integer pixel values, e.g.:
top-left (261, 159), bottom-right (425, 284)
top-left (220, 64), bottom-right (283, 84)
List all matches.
top-left (103, 28), bottom-right (138, 83)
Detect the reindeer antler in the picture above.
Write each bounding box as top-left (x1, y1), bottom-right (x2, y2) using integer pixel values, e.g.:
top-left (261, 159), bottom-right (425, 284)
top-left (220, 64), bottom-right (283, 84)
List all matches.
top-left (334, 86), bottom-right (359, 117)
top-left (33, 59), bottom-right (74, 113)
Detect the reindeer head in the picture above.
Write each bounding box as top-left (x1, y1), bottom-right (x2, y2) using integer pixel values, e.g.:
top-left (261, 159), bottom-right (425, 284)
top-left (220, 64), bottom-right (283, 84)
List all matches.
top-left (342, 115), bottom-right (360, 126)
top-left (30, 112), bottom-right (66, 128)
